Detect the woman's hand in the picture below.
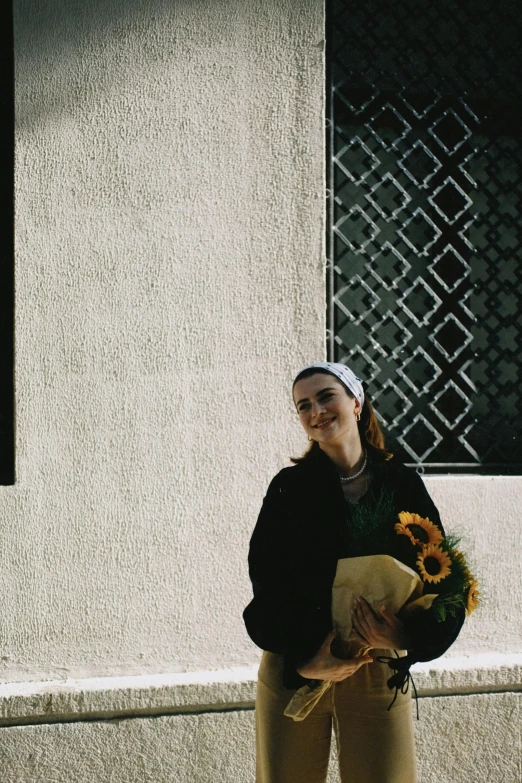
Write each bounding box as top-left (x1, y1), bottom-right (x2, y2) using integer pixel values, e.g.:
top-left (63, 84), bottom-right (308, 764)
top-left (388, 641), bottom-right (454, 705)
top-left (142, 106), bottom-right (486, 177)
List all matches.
top-left (296, 629), bottom-right (373, 682)
top-left (351, 597), bottom-right (411, 650)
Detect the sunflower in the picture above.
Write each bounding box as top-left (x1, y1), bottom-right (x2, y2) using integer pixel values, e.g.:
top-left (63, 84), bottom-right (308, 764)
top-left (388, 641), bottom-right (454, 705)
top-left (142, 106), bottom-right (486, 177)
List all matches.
top-left (466, 578), bottom-right (480, 615)
top-left (416, 544), bottom-right (452, 584)
top-left (395, 511), bottom-right (443, 547)
top-left (452, 549), bottom-right (466, 568)
top-left (453, 549), bottom-right (473, 584)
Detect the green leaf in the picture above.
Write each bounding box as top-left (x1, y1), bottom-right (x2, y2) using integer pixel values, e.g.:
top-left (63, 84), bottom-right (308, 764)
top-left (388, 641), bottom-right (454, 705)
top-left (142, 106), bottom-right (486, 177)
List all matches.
top-left (431, 593), bottom-right (466, 623)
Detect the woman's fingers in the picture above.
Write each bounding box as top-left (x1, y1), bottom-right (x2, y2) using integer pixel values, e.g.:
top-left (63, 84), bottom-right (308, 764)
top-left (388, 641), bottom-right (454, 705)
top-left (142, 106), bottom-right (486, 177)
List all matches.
top-left (378, 603), bottom-right (395, 626)
top-left (360, 597), bottom-right (383, 622)
top-left (320, 628), bottom-right (339, 654)
top-left (341, 657), bottom-right (371, 674)
top-left (352, 626), bottom-right (369, 644)
top-left (351, 598), bottom-right (404, 648)
top-left (351, 610), bottom-right (368, 640)
top-left (330, 655), bottom-right (372, 682)
top-left (354, 597), bottom-right (393, 630)
top-left (352, 598), bottom-right (373, 637)
top-left (325, 629), bottom-right (339, 645)
top-left (298, 631), bottom-right (374, 680)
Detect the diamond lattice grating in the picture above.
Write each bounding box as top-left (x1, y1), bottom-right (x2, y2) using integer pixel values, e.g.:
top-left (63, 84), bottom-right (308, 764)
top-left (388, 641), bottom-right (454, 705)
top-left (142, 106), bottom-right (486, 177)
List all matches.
top-left (327, 0), bottom-right (522, 472)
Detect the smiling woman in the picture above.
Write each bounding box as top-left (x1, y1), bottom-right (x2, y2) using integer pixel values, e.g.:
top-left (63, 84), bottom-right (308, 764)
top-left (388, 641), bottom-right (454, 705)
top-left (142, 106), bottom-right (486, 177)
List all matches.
top-left (244, 361), bottom-right (466, 783)
top-left (292, 364), bottom-right (392, 474)
top-left (295, 375), bottom-right (360, 441)
top-left (291, 365), bottom-right (390, 509)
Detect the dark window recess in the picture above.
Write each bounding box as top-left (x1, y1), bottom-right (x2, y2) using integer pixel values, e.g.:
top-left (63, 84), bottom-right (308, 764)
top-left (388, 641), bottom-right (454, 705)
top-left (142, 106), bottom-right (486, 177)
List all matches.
top-left (327, 0), bottom-right (522, 474)
top-left (0, 2), bottom-right (14, 485)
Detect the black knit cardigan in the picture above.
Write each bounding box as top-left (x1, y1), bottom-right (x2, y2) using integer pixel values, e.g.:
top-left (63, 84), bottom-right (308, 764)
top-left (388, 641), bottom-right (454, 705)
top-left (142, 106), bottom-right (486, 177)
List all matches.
top-left (243, 446), bottom-right (465, 690)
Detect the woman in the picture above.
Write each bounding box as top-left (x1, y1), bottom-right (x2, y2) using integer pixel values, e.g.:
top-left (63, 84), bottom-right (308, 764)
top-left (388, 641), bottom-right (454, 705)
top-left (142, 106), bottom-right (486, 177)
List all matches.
top-left (243, 362), bottom-right (465, 783)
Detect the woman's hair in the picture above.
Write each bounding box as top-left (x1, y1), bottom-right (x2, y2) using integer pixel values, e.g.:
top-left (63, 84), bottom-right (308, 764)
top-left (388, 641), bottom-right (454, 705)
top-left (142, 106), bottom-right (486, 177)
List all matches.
top-left (291, 367), bottom-right (393, 463)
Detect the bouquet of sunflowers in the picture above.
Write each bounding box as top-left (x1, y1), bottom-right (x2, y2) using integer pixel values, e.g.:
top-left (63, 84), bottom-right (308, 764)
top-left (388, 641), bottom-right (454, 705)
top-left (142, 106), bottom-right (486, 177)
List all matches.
top-left (284, 511), bottom-right (479, 722)
top-left (394, 511), bottom-right (480, 621)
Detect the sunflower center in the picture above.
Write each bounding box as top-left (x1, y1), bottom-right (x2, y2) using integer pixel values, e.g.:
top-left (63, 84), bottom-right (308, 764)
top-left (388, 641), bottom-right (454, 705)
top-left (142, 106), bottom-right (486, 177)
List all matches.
top-left (409, 524), bottom-right (429, 543)
top-left (423, 556), bottom-right (442, 576)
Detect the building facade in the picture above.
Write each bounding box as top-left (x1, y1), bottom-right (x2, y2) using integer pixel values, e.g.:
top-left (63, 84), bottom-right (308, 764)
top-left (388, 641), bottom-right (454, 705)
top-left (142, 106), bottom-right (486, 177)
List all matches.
top-left (1, 1), bottom-right (520, 780)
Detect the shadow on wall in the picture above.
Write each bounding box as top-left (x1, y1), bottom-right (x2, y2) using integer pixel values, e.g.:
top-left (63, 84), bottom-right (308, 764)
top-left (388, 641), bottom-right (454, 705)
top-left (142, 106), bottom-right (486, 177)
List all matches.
top-left (0, 1), bottom-right (14, 485)
top-left (14, 0), bottom-right (244, 128)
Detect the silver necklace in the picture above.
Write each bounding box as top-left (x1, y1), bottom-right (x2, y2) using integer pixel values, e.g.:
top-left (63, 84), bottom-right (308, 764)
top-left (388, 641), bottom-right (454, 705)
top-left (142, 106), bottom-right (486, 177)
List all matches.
top-left (339, 450), bottom-right (367, 483)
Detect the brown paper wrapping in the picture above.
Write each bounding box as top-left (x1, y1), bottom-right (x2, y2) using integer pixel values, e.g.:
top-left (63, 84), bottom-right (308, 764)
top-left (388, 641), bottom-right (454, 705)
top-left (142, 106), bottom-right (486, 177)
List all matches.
top-left (284, 555), bottom-right (436, 721)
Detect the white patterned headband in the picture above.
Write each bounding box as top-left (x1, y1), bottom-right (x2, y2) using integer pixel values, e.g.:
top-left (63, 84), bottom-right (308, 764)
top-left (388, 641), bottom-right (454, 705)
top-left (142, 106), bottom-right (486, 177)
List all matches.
top-left (293, 362), bottom-right (365, 408)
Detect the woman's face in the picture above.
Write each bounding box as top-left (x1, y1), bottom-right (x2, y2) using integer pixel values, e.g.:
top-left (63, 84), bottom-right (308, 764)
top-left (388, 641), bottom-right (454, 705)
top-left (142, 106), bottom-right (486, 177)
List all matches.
top-left (293, 373), bottom-right (361, 446)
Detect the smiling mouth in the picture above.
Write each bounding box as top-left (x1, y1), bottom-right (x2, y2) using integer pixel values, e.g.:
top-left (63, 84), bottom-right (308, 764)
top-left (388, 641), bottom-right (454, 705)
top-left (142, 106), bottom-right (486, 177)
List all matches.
top-left (314, 417), bottom-right (335, 430)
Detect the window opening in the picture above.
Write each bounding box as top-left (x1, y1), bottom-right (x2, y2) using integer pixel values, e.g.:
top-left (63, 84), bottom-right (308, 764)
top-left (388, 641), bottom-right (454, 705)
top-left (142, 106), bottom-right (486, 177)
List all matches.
top-left (327, 0), bottom-right (522, 474)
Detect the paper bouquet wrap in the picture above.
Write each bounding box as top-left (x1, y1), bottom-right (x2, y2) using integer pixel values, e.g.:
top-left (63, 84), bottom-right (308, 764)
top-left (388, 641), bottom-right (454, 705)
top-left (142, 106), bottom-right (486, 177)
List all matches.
top-left (284, 554), bottom-right (436, 721)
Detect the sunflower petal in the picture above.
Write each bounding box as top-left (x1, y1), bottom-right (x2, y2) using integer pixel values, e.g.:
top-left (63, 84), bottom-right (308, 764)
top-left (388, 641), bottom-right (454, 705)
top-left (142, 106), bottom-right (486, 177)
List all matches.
top-left (416, 544), bottom-right (452, 584)
top-left (395, 512), bottom-right (443, 546)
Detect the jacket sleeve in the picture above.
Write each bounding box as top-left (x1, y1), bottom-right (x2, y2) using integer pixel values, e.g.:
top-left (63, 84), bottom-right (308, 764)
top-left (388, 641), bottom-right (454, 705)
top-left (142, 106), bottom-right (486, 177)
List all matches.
top-left (243, 472), bottom-right (333, 688)
top-left (400, 469), bottom-right (465, 663)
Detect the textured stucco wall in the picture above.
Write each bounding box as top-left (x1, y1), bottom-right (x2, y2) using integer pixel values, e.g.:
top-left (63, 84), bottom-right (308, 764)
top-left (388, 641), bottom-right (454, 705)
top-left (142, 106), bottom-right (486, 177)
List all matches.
top-left (0, 692), bottom-right (520, 783)
top-left (5, 0), bottom-right (325, 683)
top-left (423, 476), bottom-right (522, 657)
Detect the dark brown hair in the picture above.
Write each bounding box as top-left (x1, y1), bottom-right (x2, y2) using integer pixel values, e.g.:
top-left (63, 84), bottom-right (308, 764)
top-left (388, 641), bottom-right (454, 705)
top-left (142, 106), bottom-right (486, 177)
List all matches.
top-left (291, 367), bottom-right (393, 463)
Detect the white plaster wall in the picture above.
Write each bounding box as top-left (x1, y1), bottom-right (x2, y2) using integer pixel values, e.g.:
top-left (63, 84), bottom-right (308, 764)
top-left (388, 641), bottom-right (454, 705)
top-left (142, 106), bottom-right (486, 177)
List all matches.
top-left (423, 476), bottom-right (522, 657)
top-left (5, 0), bottom-right (325, 683)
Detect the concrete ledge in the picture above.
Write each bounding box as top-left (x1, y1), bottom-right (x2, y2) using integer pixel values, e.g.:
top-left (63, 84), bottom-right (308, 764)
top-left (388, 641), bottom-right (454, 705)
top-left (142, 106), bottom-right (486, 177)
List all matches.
top-left (0, 654), bottom-right (520, 727)
top-left (0, 667), bottom-right (258, 727)
top-left (412, 652), bottom-right (522, 696)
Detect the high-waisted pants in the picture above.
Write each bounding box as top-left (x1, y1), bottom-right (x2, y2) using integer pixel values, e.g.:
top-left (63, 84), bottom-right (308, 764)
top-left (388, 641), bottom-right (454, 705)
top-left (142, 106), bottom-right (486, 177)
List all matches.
top-left (256, 651), bottom-right (417, 783)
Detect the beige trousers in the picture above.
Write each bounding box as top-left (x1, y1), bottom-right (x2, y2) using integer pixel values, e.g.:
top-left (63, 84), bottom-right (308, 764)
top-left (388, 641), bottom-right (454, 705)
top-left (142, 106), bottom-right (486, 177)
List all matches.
top-left (256, 651), bottom-right (417, 783)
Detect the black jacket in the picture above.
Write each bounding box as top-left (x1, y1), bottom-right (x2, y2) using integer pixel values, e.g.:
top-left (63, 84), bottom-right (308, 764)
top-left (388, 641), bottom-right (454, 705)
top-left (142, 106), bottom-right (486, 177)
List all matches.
top-left (243, 446), bottom-right (465, 690)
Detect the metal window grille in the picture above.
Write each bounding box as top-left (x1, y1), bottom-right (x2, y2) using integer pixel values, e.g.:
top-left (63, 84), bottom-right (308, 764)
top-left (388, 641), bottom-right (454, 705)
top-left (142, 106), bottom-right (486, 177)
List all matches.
top-left (327, 0), bottom-right (522, 474)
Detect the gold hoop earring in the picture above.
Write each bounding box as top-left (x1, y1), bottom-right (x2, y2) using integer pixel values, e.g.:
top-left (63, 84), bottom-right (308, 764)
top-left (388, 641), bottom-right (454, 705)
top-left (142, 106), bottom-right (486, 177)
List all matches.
top-left (356, 412), bottom-right (361, 422)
